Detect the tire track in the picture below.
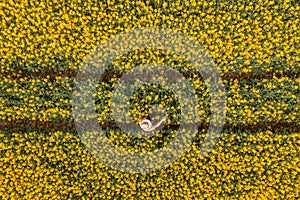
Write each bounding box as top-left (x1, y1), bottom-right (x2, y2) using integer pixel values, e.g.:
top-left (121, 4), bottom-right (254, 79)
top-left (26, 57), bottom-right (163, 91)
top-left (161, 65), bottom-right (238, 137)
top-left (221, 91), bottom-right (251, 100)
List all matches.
top-left (1, 69), bottom-right (300, 82)
top-left (0, 120), bottom-right (299, 133)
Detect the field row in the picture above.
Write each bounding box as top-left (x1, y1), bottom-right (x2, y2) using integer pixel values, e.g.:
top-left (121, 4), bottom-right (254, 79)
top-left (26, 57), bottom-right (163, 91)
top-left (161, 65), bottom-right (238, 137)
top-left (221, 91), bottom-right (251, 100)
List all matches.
top-left (0, 75), bottom-right (299, 125)
top-left (1, 0), bottom-right (299, 75)
top-left (0, 129), bottom-right (299, 199)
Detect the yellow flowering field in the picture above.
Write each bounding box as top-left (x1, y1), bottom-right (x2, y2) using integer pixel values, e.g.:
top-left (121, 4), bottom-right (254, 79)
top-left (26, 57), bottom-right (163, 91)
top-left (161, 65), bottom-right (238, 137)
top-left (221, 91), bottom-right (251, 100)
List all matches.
top-left (0, 0), bottom-right (299, 199)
